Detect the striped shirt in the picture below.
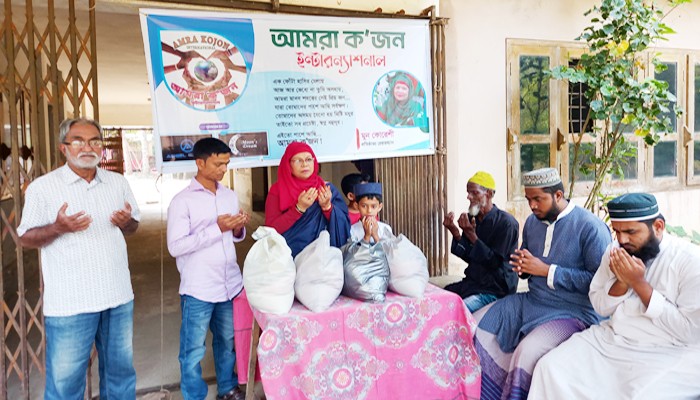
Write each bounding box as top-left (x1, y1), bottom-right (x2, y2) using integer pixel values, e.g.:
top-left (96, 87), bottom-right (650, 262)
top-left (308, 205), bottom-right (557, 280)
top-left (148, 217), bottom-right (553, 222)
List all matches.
top-left (18, 165), bottom-right (140, 317)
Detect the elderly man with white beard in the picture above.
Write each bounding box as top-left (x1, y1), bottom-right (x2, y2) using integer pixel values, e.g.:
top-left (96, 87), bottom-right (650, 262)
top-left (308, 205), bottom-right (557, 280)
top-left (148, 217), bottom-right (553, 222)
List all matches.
top-left (442, 171), bottom-right (519, 313)
top-left (18, 118), bottom-right (140, 399)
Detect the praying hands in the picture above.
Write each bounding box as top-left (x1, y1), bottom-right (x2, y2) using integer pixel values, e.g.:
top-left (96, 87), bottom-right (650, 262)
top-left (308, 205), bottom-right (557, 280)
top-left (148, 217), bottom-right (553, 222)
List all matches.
top-left (296, 188), bottom-right (318, 212)
top-left (510, 248), bottom-right (549, 277)
top-left (608, 247), bottom-right (653, 306)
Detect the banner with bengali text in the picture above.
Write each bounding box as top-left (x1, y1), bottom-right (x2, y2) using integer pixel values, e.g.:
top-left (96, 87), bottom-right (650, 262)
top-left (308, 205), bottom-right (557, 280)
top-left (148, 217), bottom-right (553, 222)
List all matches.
top-left (140, 9), bottom-right (434, 173)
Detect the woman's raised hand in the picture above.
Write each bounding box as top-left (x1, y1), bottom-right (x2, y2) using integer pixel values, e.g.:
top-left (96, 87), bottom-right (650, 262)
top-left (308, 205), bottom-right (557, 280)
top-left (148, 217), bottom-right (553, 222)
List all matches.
top-left (297, 187), bottom-right (318, 212)
top-left (317, 185), bottom-right (332, 211)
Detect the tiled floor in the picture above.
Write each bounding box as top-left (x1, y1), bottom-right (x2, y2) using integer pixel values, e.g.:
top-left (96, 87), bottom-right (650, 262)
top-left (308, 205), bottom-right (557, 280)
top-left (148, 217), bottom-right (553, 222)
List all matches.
top-left (137, 382), bottom-right (263, 400)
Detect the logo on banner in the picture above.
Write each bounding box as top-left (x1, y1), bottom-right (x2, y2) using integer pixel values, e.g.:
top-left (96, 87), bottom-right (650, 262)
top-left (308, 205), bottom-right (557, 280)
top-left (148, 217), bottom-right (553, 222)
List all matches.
top-left (161, 134), bottom-right (211, 162)
top-left (180, 138), bottom-right (195, 153)
top-left (221, 132), bottom-right (269, 157)
top-left (160, 31), bottom-right (249, 111)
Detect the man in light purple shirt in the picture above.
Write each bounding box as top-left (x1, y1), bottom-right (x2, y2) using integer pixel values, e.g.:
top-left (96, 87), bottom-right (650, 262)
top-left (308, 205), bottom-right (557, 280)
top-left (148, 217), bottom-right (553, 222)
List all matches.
top-left (167, 138), bottom-right (249, 400)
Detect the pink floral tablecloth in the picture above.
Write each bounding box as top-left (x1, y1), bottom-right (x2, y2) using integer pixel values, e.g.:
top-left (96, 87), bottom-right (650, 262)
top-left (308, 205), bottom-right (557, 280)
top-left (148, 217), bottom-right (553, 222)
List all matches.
top-left (251, 284), bottom-right (481, 400)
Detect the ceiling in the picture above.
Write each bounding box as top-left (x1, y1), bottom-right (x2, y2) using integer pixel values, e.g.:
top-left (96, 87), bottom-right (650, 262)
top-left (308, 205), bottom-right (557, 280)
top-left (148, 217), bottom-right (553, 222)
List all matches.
top-left (5, 0), bottom-right (427, 120)
top-left (95, 3), bottom-right (151, 105)
top-left (92, 0), bottom-right (421, 105)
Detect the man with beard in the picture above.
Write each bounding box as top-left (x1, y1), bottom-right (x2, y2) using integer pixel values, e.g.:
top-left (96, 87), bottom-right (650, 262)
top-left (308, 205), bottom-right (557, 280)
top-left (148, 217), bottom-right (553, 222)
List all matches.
top-left (442, 171), bottom-right (519, 312)
top-left (473, 167), bottom-right (611, 400)
top-left (18, 118), bottom-right (139, 399)
top-left (530, 193), bottom-right (700, 399)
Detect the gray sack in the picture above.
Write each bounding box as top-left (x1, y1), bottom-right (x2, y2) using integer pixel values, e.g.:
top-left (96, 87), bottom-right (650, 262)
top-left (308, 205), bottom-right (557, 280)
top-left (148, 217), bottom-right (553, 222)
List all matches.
top-left (341, 240), bottom-right (390, 302)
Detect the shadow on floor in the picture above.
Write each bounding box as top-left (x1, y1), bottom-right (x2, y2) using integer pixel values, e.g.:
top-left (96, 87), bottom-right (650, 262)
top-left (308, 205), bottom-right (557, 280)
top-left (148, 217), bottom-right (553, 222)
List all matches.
top-left (124, 175), bottom-right (265, 399)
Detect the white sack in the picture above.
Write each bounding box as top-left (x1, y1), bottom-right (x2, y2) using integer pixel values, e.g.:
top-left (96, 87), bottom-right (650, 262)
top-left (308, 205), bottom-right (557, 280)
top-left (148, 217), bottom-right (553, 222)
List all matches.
top-left (382, 234), bottom-right (429, 298)
top-left (293, 231), bottom-right (344, 312)
top-left (243, 226), bottom-right (296, 314)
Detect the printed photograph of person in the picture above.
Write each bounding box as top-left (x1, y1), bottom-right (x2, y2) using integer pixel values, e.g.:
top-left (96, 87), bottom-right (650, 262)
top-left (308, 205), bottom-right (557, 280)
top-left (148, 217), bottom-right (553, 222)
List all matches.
top-left (373, 71), bottom-right (428, 130)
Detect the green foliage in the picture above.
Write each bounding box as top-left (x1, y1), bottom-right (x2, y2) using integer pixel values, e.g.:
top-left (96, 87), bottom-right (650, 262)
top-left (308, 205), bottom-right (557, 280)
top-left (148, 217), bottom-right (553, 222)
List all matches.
top-left (520, 56), bottom-right (550, 134)
top-left (666, 225), bottom-right (700, 245)
top-left (547, 0), bottom-right (687, 210)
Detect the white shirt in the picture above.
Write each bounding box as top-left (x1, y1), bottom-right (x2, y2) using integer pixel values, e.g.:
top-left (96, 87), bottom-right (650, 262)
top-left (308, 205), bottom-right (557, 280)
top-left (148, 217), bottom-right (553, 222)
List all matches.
top-left (542, 201), bottom-right (576, 288)
top-left (18, 165), bottom-right (140, 317)
top-left (350, 220), bottom-right (393, 244)
top-left (589, 234), bottom-right (700, 347)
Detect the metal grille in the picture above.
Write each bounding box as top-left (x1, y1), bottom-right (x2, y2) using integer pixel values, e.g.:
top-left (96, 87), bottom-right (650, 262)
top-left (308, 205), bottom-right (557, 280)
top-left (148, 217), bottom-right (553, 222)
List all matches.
top-left (0, 1), bottom-right (98, 398)
top-left (100, 128), bottom-right (124, 174)
top-left (375, 16), bottom-right (448, 276)
top-left (568, 60), bottom-right (589, 135)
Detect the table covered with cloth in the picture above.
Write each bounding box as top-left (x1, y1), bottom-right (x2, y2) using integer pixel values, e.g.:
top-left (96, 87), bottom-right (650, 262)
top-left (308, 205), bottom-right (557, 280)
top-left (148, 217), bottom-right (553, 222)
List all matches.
top-left (241, 284), bottom-right (481, 400)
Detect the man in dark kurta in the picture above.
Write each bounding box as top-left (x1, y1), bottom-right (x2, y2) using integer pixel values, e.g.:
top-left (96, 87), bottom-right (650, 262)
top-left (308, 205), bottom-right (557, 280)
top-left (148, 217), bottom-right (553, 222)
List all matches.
top-left (443, 171), bottom-right (519, 313)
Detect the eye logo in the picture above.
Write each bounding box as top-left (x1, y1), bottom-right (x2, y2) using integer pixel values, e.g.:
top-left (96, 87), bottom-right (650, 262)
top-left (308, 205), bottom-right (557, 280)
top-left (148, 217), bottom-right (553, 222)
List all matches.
top-left (180, 139), bottom-right (195, 153)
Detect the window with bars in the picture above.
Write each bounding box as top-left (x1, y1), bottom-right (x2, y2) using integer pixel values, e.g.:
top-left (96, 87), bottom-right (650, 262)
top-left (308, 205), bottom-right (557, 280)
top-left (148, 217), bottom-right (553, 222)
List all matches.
top-left (506, 40), bottom-right (700, 199)
top-left (653, 61), bottom-right (679, 179)
top-left (567, 59), bottom-right (596, 183)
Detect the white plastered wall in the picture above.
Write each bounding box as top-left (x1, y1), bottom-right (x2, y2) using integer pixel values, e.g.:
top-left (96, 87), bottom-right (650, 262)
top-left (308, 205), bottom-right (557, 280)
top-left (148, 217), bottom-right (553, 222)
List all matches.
top-left (98, 0), bottom-right (436, 125)
top-left (98, 0), bottom-right (436, 217)
top-left (98, 1), bottom-right (700, 274)
top-left (442, 0), bottom-right (700, 235)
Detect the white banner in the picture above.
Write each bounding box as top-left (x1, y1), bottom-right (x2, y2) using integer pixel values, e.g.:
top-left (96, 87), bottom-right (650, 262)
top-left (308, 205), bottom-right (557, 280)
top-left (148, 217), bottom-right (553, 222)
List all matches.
top-left (140, 9), bottom-right (434, 173)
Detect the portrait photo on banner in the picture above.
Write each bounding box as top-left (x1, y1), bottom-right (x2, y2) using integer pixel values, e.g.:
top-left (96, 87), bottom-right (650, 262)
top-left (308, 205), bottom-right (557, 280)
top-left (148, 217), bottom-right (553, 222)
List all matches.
top-left (373, 70), bottom-right (428, 131)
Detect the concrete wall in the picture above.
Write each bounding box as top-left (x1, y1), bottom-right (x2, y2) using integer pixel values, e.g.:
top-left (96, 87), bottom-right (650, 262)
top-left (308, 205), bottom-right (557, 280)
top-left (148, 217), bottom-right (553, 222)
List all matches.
top-left (97, 0), bottom-right (700, 250)
top-left (96, 0), bottom-right (435, 126)
top-left (441, 0), bottom-right (700, 235)
top-left (98, 0), bottom-right (434, 214)
top-left (100, 104), bottom-right (153, 126)
top-left (276, 0), bottom-right (433, 13)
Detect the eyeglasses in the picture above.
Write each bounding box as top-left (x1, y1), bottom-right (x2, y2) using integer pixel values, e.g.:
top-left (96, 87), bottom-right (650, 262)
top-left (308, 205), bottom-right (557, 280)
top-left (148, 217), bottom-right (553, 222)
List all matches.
top-left (63, 139), bottom-right (103, 149)
top-left (290, 157), bottom-right (314, 166)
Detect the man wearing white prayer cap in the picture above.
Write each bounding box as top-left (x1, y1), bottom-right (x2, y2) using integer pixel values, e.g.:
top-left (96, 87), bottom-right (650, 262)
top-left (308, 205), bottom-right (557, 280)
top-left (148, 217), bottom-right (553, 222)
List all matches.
top-left (473, 167), bottom-right (611, 399)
